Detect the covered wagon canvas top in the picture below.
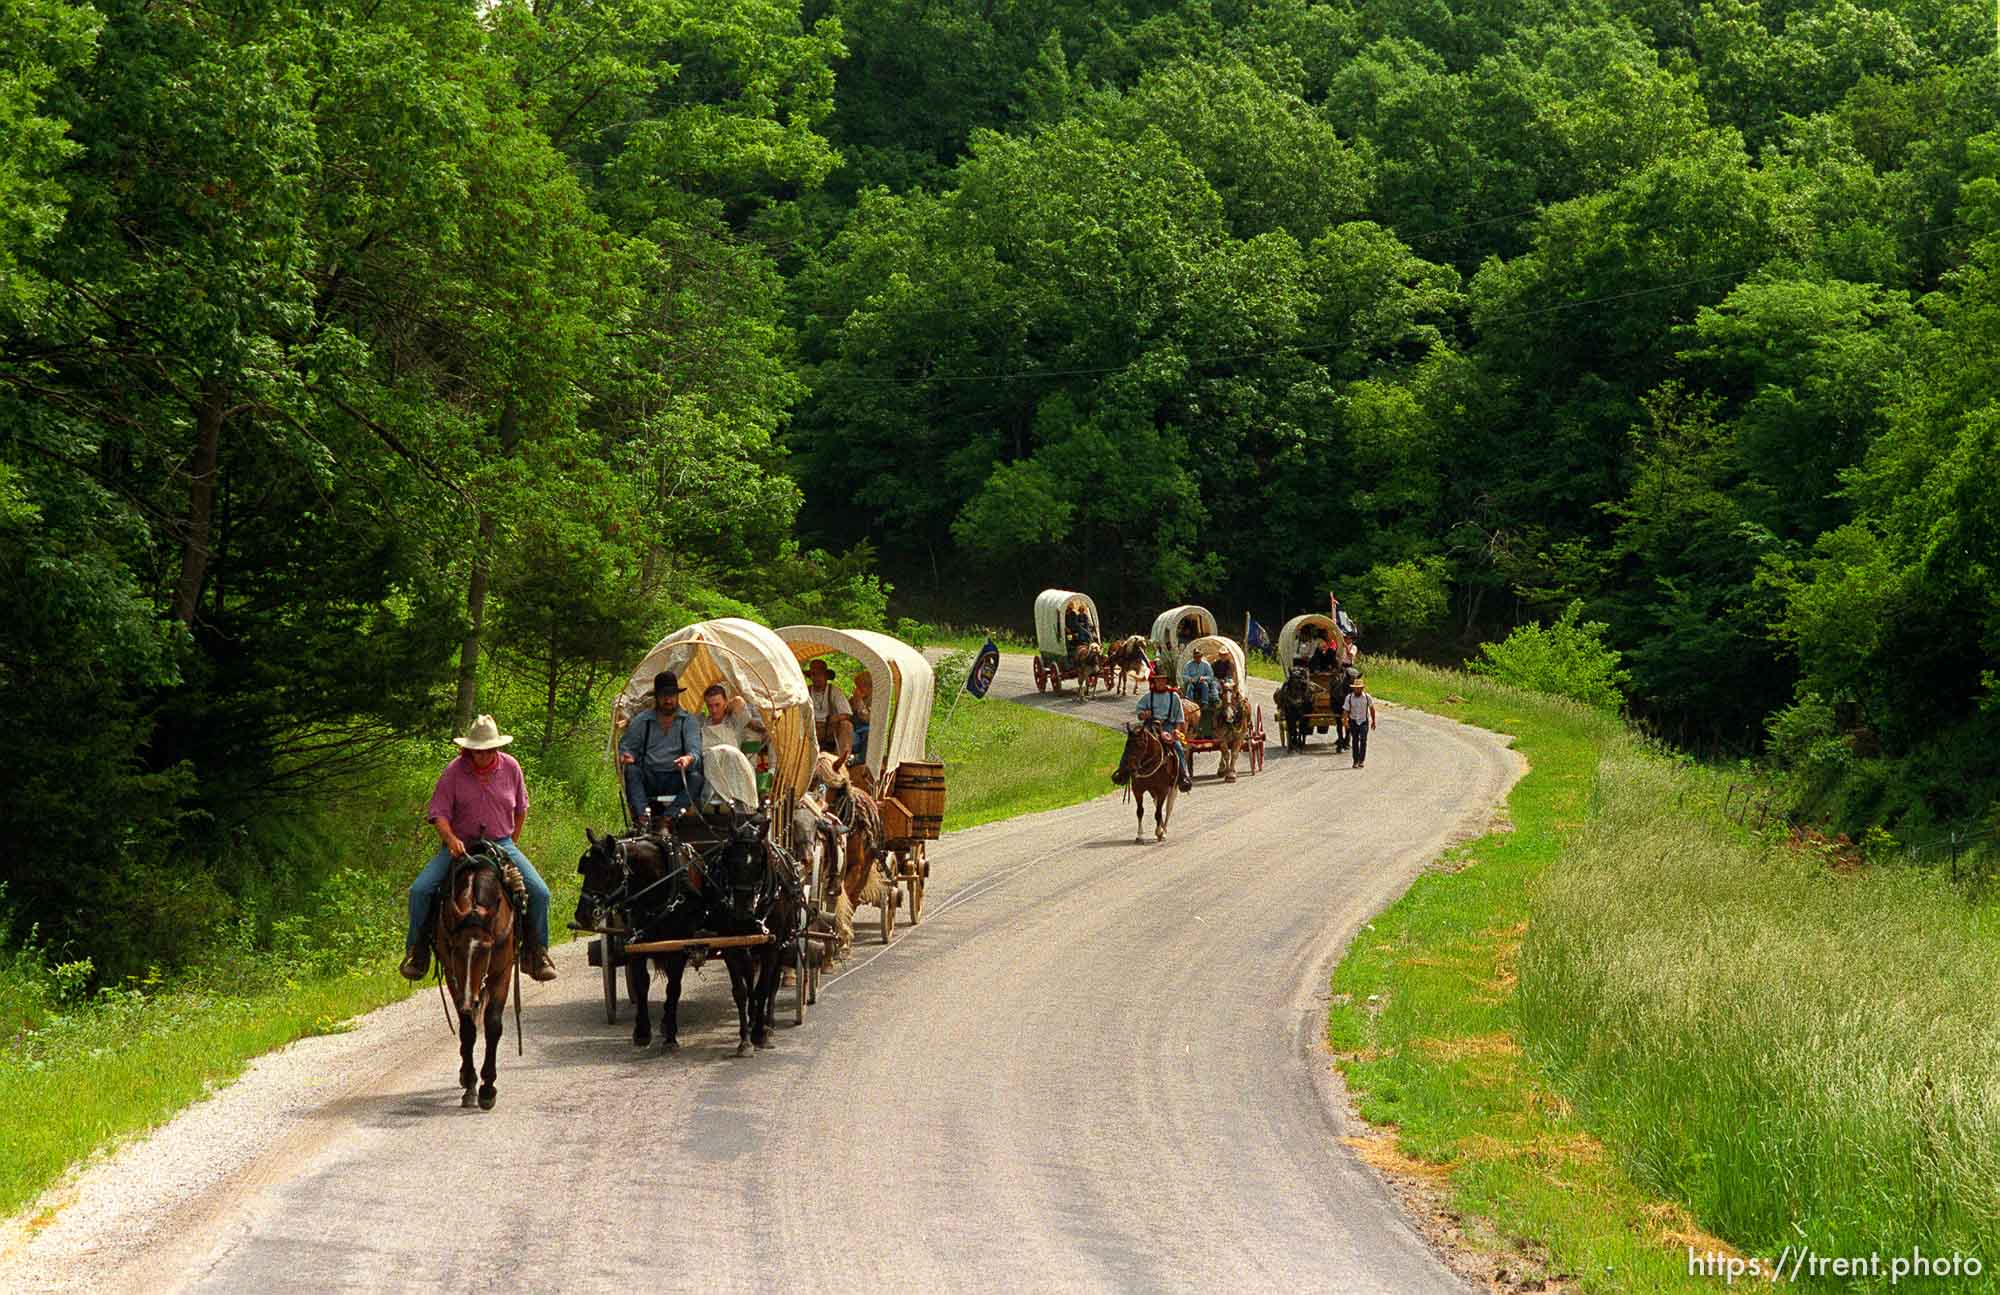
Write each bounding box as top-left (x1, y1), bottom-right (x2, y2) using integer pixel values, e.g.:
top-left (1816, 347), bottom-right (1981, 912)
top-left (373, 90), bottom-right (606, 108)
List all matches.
top-left (775, 625), bottom-right (935, 784)
top-left (1182, 633), bottom-right (1246, 684)
top-left (1149, 605), bottom-right (1216, 651)
top-left (1276, 613), bottom-right (1346, 667)
top-left (613, 617), bottom-right (816, 806)
top-left (1033, 588), bottom-right (1099, 658)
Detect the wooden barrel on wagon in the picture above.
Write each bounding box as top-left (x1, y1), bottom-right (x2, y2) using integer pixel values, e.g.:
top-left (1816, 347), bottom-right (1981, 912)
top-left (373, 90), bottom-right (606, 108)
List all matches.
top-left (892, 759), bottom-right (946, 839)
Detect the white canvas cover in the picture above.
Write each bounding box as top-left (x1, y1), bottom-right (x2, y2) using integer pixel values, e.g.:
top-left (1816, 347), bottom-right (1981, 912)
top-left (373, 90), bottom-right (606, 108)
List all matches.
top-left (1277, 613), bottom-right (1344, 667)
top-left (775, 625), bottom-right (935, 783)
top-left (614, 617), bottom-right (815, 807)
top-left (1149, 605), bottom-right (1216, 652)
top-left (1183, 633), bottom-right (1246, 684)
top-left (1034, 588), bottom-right (1099, 657)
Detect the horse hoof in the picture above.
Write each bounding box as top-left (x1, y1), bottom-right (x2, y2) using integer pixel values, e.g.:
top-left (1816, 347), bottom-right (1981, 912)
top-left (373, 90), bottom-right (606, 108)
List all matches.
top-left (735, 1040), bottom-right (752, 1057)
top-left (1224, 774), bottom-right (1237, 784)
top-left (461, 1089), bottom-right (477, 1109)
top-left (661, 1037), bottom-right (680, 1054)
top-left (753, 1034), bottom-right (771, 1050)
top-left (633, 1034), bottom-right (651, 1048)
top-left (478, 1090), bottom-right (496, 1111)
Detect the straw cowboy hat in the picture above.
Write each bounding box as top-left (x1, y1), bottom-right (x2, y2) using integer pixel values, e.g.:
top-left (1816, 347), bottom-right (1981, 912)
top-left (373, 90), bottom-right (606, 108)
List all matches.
top-left (1350, 677), bottom-right (1366, 690)
top-left (454, 714), bottom-right (514, 750)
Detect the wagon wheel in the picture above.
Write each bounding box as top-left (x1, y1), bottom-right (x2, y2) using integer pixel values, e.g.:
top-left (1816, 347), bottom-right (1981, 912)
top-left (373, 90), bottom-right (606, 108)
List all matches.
top-left (793, 935), bottom-right (808, 1025)
top-left (907, 843), bottom-right (927, 924)
top-left (1253, 706), bottom-right (1266, 774)
top-left (1033, 657), bottom-right (1048, 692)
top-left (602, 933), bottom-right (621, 1025)
top-left (880, 888), bottom-right (897, 944)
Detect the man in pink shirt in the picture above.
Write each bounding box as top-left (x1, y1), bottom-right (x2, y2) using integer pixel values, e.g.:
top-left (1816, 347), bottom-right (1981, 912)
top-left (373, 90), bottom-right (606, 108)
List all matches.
top-left (400, 714), bottom-right (558, 982)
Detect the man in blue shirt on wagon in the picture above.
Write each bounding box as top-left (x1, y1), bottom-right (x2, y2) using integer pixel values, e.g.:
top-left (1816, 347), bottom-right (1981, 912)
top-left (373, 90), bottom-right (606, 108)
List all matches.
top-left (619, 671), bottom-right (705, 823)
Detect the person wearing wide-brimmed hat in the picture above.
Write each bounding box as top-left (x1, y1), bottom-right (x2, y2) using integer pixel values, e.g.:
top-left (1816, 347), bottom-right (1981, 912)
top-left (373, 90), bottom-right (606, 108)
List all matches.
top-left (1342, 676), bottom-right (1379, 769)
top-left (401, 714), bottom-right (557, 981)
top-left (619, 670), bottom-right (705, 821)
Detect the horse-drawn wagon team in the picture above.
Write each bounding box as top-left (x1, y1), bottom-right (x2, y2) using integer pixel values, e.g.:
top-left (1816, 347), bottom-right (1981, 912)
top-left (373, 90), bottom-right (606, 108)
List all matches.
top-left (403, 590), bottom-right (1368, 1105)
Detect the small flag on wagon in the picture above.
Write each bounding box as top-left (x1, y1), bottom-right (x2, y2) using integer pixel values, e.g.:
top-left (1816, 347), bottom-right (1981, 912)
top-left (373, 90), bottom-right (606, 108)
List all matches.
top-left (965, 638), bottom-right (1001, 699)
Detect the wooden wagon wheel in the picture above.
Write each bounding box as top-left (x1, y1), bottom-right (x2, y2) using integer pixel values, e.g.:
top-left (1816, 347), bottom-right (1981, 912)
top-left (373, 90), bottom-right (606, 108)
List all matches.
top-left (601, 933), bottom-right (622, 1025)
top-left (1033, 657), bottom-right (1048, 692)
top-left (907, 842), bottom-right (927, 924)
top-left (1252, 706), bottom-right (1266, 774)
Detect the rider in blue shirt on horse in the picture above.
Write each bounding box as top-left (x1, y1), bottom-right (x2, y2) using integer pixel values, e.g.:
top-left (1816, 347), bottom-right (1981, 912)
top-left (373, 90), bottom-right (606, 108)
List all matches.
top-left (1136, 671), bottom-right (1195, 792)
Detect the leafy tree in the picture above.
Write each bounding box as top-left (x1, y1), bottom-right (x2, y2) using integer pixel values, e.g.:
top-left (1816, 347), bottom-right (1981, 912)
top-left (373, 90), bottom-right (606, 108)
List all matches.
top-left (1360, 555), bottom-right (1449, 647)
top-left (1470, 599), bottom-right (1631, 710)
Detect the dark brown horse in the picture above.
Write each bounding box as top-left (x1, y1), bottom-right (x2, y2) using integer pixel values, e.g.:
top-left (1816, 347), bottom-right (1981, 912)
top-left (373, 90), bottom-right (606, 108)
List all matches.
top-left (433, 844), bottom-right (520, 1110)
top-left (1112, 722), bottom-right (1180, 842)
top-left (579, 818), bottom-right (803, 1056)
top-left (578, 829), bottom-right (707, 1052)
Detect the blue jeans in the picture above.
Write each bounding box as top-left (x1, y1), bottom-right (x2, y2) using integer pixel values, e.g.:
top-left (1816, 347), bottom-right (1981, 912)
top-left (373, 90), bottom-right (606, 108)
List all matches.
top-left (624, 762), bottom-right (703, 821)
top-left (407, 837), bottom-right (551, 951)
top-left (1186, 679), bottom-right (1218, 706)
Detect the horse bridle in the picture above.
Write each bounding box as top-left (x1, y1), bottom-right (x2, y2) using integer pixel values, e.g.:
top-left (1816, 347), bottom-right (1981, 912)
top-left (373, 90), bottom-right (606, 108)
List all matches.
top-left (1128, 720), bottom-right (1170, 779)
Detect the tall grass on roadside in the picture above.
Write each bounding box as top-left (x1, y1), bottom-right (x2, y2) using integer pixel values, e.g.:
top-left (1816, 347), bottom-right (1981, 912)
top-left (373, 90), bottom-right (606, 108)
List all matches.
top-left (1520, 737), bottom-right (2000, 1274)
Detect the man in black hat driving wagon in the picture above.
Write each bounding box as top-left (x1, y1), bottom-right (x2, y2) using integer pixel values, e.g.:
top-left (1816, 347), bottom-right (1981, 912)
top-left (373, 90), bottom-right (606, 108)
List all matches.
top-left (619, 670), bottom-right (706, 824)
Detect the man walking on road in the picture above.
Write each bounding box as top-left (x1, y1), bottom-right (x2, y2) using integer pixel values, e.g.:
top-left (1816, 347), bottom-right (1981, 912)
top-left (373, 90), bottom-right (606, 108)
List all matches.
top-left (1344, 677), bottom-right (1378, 769)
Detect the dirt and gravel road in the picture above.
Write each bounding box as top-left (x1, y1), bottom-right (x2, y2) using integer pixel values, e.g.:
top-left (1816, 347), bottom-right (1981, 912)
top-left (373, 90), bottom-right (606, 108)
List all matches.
top-left (1, 654), bottom-right (1521, 1293)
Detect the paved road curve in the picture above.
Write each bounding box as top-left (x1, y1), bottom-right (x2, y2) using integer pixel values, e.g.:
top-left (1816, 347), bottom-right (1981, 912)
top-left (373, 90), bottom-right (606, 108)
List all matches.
top-left (1, 655), bottom-right (1520, 1293)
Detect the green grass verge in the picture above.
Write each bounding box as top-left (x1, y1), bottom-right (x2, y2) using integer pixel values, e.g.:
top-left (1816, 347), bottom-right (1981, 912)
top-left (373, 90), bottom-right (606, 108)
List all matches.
top-left (1327, 658), bottom-right (1738, 1292)
top-left (1329, 657), bottom-right (2000, 1291)
top-left (1522, 738), bottom-right (2000, 1290)
top-left (0, 677), bottom-right (1116, 1218)
top-left (0, 969), bottom-right (411, 1216)
top-left (931, 693), bottom-right (1125, 832)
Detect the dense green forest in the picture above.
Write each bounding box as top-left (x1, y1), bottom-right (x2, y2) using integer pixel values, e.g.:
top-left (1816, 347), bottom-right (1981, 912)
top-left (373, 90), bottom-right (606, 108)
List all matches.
top-left (3, 0), bottom-right (1997, 973)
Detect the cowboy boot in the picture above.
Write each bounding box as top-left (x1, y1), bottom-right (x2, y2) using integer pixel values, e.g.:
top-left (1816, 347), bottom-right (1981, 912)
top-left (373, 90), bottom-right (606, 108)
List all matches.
top-left (399, 943), bottom-right (429, 981)
top-left (524, 945), bottom-right (559, 982)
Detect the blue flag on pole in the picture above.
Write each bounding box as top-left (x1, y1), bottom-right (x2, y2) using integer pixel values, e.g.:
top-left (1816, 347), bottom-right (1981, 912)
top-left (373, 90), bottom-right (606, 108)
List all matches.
top-left (1246, 616), bottom-right (1273, 656)
top-left (965, 638), bottom-right (1001, 699)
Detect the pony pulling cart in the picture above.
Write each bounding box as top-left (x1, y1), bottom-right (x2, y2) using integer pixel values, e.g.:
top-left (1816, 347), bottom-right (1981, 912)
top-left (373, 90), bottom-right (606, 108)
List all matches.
top-left (1179, 635), bottom-right (1266, 780)
top-left (776, 625), bottom-right (945, 944)
top-left (1032, 588), bottom-right (1116, 695)
top-left (576, 618), bottom-right (830, 1046)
